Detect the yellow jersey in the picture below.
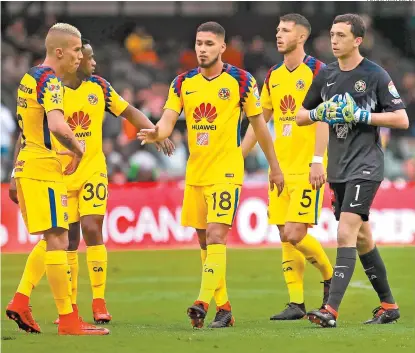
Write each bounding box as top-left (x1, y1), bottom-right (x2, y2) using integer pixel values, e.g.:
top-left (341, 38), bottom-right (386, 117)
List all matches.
top-left (261, 55), bottom-right (326, 178)
top-left (14, 66), bottom-right (65, 182)
top-left (164, 63), bottom-right (262, 186)
top-left (55, 75), bottom-right (129, 190)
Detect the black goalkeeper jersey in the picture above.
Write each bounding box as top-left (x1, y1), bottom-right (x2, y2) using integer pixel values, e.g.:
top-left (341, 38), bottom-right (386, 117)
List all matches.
top-left (303, 58), bottom-right (406, 183)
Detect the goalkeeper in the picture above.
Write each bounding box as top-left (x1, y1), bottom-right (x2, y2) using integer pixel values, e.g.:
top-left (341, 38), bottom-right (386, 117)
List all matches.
top-left (295, 13), bottom-right (408, 328)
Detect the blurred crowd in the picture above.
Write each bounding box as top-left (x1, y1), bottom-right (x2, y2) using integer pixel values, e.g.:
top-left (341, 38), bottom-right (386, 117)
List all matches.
top-left (2, 14), bottom-right (415, 183)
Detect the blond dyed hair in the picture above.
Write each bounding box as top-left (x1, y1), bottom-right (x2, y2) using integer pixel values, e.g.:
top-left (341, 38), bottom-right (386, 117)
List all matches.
top-left (49, 23), bottom-right (81, 38)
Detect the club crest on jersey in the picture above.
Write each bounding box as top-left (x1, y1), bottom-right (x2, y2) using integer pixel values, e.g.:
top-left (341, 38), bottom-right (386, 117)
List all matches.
top-left (334, 123), bottom-right (352, 139)
top-left (196, 132), bottom-right (209, 146)
top-left (68, 111), bottom-right (91, 132)
top-left (280, 95), bottom-right (296, 115)
top-left (88, 93), bottom-right (98, 105)
top-left (218, 88), bottom-right (230, 100)
top-left (47, 83), bottom-right (61, 92)
top-left (388, 81), bottom-right (400, 98)
top-left (354, 80), bottom-right (366, 92)
top-left (296, 79), bottom-right (305, 91)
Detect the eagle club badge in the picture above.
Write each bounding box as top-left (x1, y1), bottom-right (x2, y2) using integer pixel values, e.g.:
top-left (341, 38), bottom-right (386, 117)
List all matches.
top-left (296, 79), bottom-right (305, 91)
top-left (218, 88), bottom-right (230, 100)
top-left (354, 80), bottom-right (366, 92)
top-left (88, 93), bottom-right (98, 105)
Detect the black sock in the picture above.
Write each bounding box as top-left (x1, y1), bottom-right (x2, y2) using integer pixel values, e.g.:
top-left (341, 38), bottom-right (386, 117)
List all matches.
top-left (327, 247), bottom-right (357, 312)
top-left (359, 246), bottom-right (395, 304)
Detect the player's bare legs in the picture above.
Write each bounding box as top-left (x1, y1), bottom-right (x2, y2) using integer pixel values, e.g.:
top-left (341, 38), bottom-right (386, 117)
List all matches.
top-left (197, 229), bottom-right (230, 314)
top-left (356, 223), bottom-right (399, 324)
top-left (81, 215), bottom-right (111, 324)
top-left (188, 223), bottom-right (234, 329)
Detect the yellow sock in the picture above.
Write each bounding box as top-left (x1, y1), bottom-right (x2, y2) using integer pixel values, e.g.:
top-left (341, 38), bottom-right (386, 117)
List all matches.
top-left (281, 242), bottom-right (305, 304)
top-left (197, 244), bottom-right (226, 305)
top-left (86, 245), bottom-right (107, 299)
top-left (201, 249), bottom-right (228, 307)
top-left (67, 251), bottom-right (79, 304)
top-left (17, 239), bottom-right (46, 297)
top-left (45, 250), bottom-right (72, 315)
top-left (295, 234), bottom-right (333, 281)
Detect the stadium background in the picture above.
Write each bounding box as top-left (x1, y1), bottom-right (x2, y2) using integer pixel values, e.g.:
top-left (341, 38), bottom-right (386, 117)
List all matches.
top-left (1, 2), bottom-right (414, 351)
top-left (1, 1), bottom-right (414, 251)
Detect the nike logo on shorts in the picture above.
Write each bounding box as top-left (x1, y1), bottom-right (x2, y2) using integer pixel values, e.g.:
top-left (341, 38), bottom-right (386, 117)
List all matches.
top-left (298, 212), bottom-right (309, 215)
top-left (327, 82), bottom-right (335, 87)
top-left (217, 213), bottom-right (227, 217)
top-left (350, 202), bottom-right (362, 208)
top-left (93, 204), bottom-right (103, 207)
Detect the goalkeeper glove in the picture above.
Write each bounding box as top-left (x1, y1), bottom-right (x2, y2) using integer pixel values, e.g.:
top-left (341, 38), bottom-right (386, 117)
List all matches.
top-left (338, 92), bottom-right (371, 124)
top-left (309, 101), bottom-right (338, 123)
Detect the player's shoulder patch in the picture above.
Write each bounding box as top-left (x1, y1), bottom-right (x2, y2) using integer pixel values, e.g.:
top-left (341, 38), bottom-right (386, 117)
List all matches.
top-left (303, 55), bottom-right (326, 78)
top-left (172, 67), bottom-right (200, 97)
top-left (264, 61), bottom-right (284, 91)
top-left (27, 66), bottom-right (61, 105)
top-left (87, 75), bottom-right (112, 100)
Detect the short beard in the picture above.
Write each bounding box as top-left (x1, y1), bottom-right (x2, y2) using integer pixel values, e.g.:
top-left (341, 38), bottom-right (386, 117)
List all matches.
top-left (199, 54), bottom-right (219, 69)
top-left (279, 42), bottom-right (297, 55)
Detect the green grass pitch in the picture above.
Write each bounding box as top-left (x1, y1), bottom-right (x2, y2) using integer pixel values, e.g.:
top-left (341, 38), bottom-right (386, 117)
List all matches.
top-left (2, 247), bottom-right (414, 352)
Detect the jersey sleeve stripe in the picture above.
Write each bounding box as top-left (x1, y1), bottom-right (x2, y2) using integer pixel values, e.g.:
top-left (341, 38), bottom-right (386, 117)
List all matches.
top-left (303, 55), bottom-right (326, 78)
top-left (226, 65), bottom-right (253, 106)
top-left (47, 187), bottom-right (58, 228)
top-left (28, 66), bottom-right (59, 105)
top-left (42, 112), bottom-right (52, 150)
top-left (264, 62), bottom-right (283, 93)
top-left (172, 68), bottom-right (200, 97)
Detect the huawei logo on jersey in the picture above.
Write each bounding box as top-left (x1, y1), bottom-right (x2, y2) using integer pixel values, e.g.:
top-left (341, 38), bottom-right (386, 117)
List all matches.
top-left (68, 111), bottom-right (91, 131)
top-left (193, 103), bottom-right (217, 123)
top-left (280, 95), bottom-right (296, 115)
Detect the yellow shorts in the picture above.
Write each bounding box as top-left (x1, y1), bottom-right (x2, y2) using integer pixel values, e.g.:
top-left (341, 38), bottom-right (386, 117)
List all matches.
top-left (181, 183), bottom-right (242, 229)
top-left (67, 173), bottom-right (108, 224)
top-left (268, 176), bottom-right (324, 226)
top-left (16, 177), bottom-right (69, 234)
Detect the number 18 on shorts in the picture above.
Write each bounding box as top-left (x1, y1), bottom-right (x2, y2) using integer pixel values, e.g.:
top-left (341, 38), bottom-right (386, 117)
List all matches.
top-left (181, 184), bottom-right (241, 229)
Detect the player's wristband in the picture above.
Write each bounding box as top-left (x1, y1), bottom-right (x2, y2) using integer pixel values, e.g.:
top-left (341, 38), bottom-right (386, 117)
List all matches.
top-left (11, 168), bottom-right (15, 178)
top-left (312, 156), bottom-right (324, 164)
top-left (309, 109), bottom-right (318, 122)
top-left (355, 108), bottom-right (372, 125)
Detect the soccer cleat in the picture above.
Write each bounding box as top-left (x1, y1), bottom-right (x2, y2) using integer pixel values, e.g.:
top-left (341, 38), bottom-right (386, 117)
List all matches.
top-left (321, 278), bottom-right (332, 308)
top-left (92, 298), bottom-right (112, 324)
top-left (364, 305), bottom-right (400, 324)
top-left (307, 305), bottom-right (338, 328)
top-left (208, 309), bottom-right (235, 328)
top-left (187, 301), bottom-right (208, 328)
top-left (54, 304), bottom-right (78, 325)
top-left (6, 300), bottom-right (41, 334)
top-left (270, 303), bottom-right (306, 320)
top-left (58, 312), bottom-right (110, 335)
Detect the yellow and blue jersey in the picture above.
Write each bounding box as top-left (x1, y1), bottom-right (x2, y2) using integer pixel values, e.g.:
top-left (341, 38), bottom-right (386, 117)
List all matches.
top-left (164, 63), bottom-right (262, 185)
top-left (261, 55), bottom-right (326, 178)
top-left (14, 66), bottom-right (65, 181)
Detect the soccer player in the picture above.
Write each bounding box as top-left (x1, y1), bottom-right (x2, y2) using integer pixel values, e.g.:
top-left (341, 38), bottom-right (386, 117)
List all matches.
top-left (8, 39), bottom-right (175, 327)
top-left (241, 14), bottom-right (333, 321)
top-left (138, 21), bottom-right (284, 328)
top-left (6, 23), bottom-right (108, 335)
top-left (296, 14), bottom-right (409, 327)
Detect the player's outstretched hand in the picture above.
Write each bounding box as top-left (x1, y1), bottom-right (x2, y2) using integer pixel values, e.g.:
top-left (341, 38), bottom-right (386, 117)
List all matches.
top-left (57, 150), bottom-right (82, 175)
top-left (155, 138), bottom-right (175, 156)
top-left (269, 167), bottom-right (284, 196)
top-left (9, 177), bottom-right (18, 204)
top-left (309, 163), bottom-right (326, 190)
top-left (137, 125), bottom-right (160, 145)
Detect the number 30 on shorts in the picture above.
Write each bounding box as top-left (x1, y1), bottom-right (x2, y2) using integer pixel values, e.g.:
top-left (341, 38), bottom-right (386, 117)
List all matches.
top-left (83, 183), bottom-right (108, 201)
